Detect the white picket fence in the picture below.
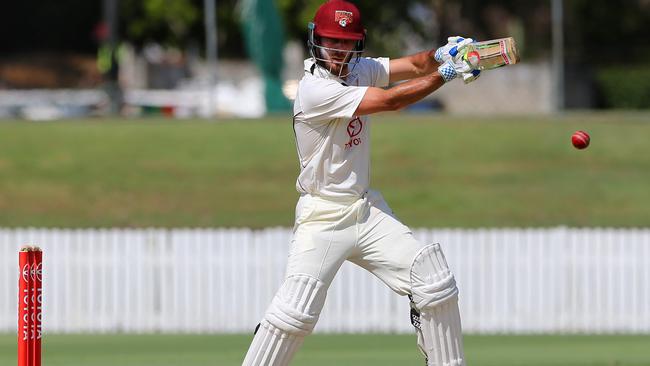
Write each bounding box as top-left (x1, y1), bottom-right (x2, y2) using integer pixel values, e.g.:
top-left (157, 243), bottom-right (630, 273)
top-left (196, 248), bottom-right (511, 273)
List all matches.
top-left (1, 227), bottom-right (649, 334)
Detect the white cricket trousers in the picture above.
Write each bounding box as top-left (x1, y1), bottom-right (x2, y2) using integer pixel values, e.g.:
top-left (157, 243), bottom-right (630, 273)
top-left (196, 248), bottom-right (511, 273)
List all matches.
top-left (242, 189), bottom-right (466, 366)
top-left (288, 189), bottom-right (423, 296)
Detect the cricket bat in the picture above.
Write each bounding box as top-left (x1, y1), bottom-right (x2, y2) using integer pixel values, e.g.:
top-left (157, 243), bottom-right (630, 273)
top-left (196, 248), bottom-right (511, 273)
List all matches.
top-left (462, 37), bottom-right (520, 70)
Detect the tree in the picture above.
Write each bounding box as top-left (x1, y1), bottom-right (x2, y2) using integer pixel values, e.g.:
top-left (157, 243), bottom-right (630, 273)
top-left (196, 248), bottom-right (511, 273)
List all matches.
top-left (119, 0), bottom-right (200, 47)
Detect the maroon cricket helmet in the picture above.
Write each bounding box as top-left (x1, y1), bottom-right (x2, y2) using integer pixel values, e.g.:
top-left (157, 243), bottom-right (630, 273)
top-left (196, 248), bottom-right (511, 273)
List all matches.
top-left (312, 0), bottom-right (365, 41)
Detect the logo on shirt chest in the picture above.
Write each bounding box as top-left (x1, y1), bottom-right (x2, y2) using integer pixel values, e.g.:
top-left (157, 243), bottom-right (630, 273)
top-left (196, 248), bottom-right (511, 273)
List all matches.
top-left (345, 117), bottom-right (363, 150)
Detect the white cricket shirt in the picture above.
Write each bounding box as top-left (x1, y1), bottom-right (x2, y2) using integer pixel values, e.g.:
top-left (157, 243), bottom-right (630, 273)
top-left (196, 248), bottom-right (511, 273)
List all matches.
top-left (293, 57), bottom-right (390, 198)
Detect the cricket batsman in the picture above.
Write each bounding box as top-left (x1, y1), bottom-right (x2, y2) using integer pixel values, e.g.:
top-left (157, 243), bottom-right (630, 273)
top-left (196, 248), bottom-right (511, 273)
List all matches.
top-left (243, 1), bottom-right (479, 365)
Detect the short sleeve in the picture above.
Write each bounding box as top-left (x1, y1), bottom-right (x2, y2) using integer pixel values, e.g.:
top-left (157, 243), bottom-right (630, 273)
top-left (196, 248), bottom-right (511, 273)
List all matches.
top-left (298, 78), bottom-right (368, 122)
top-left (370, 57), bottom-right (390, 88)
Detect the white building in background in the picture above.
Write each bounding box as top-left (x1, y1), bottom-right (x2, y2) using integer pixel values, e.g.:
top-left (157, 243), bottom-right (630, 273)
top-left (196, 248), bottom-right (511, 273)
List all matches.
top-left (119, 40), bottom-right (553, 118)
top-left (0, 40), bottom-right (552, 120)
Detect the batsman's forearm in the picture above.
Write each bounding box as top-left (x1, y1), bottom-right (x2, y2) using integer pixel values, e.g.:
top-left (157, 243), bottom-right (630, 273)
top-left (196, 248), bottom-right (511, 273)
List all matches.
top-left (385, 73), bottom-right (445, 110)
top-left (407, 49), bottom-right (441, 76)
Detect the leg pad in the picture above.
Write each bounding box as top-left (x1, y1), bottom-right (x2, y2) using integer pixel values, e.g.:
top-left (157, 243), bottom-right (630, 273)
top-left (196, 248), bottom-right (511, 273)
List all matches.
top-left (409, 244), bottom-right (465, 366)
top-left (242, 274), bottom-right (328, 366)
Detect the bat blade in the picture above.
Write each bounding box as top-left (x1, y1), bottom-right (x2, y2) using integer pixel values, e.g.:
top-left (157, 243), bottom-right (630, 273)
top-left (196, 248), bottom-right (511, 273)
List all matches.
top-left (471, 37), bottom-right (520, 70)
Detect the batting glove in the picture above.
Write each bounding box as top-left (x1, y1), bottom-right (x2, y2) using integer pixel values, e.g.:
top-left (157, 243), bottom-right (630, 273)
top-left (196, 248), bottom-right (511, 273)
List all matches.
top-left (437, 57), bottom-right (476, 83)
top-left (434, 36), bottom-right (475, 64)
top-left (462, 69), bottom-right (482, 84)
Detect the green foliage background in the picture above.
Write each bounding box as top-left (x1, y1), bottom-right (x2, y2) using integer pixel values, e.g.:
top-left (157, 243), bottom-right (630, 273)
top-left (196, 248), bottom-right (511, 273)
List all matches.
top-left (3, 0), bottom-right (649, 61)
top-left (597, 66), bottom-right (650, 109)
top-left (120, 0), bottom-right (200, 47)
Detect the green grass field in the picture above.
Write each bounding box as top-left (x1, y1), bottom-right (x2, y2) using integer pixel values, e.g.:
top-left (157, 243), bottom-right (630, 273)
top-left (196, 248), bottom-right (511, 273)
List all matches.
top-left (1, 112), bottom-right (649, 228)
top-left (1, 334), bottom-right (649, 365)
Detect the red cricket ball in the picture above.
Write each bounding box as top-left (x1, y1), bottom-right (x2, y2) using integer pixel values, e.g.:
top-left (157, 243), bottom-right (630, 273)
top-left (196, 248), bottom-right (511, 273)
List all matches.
top-left (571, 130), bottom-right (590, 149)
